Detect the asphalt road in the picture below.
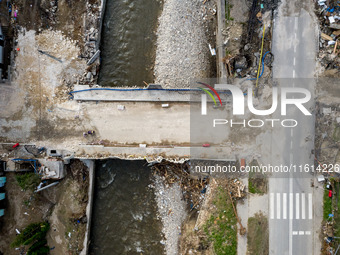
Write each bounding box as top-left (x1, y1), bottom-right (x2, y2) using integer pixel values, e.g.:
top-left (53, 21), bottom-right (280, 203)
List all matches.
top-left (269, 4), bottom-right (317, 255)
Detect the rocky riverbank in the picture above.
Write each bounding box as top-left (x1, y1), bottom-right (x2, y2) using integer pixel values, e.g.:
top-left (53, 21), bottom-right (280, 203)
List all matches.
top-left (154, 0), bottom-right (217, 88)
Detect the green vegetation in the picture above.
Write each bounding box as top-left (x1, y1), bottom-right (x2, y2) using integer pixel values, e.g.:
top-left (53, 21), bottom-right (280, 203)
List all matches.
top-left (225, 3), bottom-right (234, 22)
top-left (16, 172), bottom-right (40, 191)
top-left (333, 180), bottom-right (340, 237)
top-left (248, 213), bottom-right (269, 255)
top-left (333, 125), bottom-right (340, 142)
top-left (204, 187), bottom-right (237, 255)
top-left (248, 160), bottom-right (268, 194)
top-left (323, 184), bottom-right (333, 220)
top-left (11, 222), bottom-right (50, 255)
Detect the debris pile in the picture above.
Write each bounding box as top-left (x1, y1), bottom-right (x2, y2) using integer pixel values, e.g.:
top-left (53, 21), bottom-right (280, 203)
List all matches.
top-left (223, 0), bottom-right (277, 79)
top-left (151, 161), bottom-right (209, 210)
top-left (314, 102), bottom-right (340, 176)
top-left (316, 0), bottom-right (340, 74)
top-left (227, 178), bottom-right (246, 199)
top-left (81, 1), bottom-right (102, 84)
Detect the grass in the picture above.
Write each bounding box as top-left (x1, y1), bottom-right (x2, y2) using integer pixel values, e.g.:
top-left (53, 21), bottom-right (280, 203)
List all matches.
top-left (225, 3), bottom-right (234, 22)
top-left (323, 184), bottom-right (333, 220)
top-left (204, 186), bottom-right (237, 255)
top-left (333, 125), bottom-right (340, 142)
top-left (248, 160), bottom-right (268, 195)
top-left (247, 212), bottom-right (269, 255)
top-left (16, 172), bottom-right (40, 191)
top-left (333, 180), bottom-right (340, 237)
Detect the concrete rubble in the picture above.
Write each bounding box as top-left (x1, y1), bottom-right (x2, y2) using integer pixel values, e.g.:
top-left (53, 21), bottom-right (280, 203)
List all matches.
top-left (316, 0), bottom-right (340, 76)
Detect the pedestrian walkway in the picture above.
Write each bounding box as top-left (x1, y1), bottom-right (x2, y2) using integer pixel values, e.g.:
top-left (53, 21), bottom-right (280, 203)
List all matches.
top-left (270, 192), bottom-right (313, 220)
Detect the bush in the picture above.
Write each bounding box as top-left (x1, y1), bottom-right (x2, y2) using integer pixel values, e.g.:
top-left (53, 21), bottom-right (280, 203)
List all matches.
top-left (11, 222), bottom-right (50, 255)
top-left (16, 173), bottom-right (40, 191)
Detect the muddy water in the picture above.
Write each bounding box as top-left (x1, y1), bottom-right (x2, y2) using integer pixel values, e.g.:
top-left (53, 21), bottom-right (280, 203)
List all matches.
top-left (98, 0), bottom-right (163, 87)
top-left (89, 159), bottom-right (164, 255)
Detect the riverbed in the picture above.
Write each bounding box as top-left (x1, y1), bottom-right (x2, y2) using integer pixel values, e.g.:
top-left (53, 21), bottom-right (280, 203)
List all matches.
top-left (89, 159), bottom-right (164, 255)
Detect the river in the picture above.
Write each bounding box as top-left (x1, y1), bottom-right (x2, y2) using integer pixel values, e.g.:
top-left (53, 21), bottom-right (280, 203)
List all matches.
top-left (98, 0), bottom-right (163, 87)
top-left (89, 159), bottom-right (164, 255)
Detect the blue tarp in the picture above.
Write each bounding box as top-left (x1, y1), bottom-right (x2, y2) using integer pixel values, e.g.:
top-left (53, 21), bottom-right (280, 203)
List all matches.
top-left (0, 177), bottom-right (6, 187)
top-left (0, 209), bottom-right (4, 217)
top-left (0, 193), bottom-right (4, 200)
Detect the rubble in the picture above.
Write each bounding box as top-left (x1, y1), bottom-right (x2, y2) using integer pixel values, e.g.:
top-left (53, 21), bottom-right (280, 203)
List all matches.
top-left (151, 161), bottom-right (209, 210)
top-left (315, 0), bottom-right (340, 76)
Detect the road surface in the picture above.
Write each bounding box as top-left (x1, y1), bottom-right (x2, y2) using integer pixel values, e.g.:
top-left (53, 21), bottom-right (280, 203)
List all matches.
top-left (269, 1), bottom-right (319, 255)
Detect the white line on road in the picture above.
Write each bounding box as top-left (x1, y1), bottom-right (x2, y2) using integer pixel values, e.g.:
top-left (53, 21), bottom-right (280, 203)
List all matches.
top-left (283, 193), bottom-right (287, 219)
top-left (290, 193), bottom-right (293, 220)
top-left (293, 57), bottom-right (296, 66)
top-left (309, 193), bottom-right (313, 219)
top-left (291, 128), bottom-right (293, 137)
top-left (294, 45), bottom-right (297, 53)
top-left (296, 193), bottom-right (300, 219)
top-left (277, 193), bottom-right (281, 219)
top-left (301, 193), bottom-right (306, 219)
top-left (305, 231), bottom-right (311, 235)
top-left (293, 70), bottom-right (296, 78)
top-left (270, 193), bottom-right (274, 219)
top-left (299, 231), bottom-right (304, 235)
top-left (295, 17), bottom-right (298, 30)
top-left (290, 140), bottom-right (293, 149)
top-left (293, 231), bottom-right (298, 235)
top-left (289, 179), bottom-right (293, 255)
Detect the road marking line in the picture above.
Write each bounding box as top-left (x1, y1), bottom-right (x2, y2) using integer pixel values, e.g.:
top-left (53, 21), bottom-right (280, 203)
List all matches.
top-left (293, 57), bottom-right (296, 66)
top-left (296, 193), bottom-right (300, 219)
top-left (295, 17), bottom-right (298, 30)
top-left (283, 193), bottom-right (287, 219)
top-left (305, 231), bottom-right (311, 235)
top-left (290, 140), bottom-right (293, 149)
top-left (292, 231), bottom-right (298, 235)
top-left (291, 129), bottom-right (293, 136)
top-left (293, 70), bottom-right (296, 78)
top-left (270, 193), bottom-right (274, 219)
top-left (299, 231), bottom-right (304, 235)
top-left (277, 193), bottom-right (281, 219)
top-left (309, 193), bottom-right (313, 219)
top-left (301, 193), bottom-right (306, 219)
top-left (294, 45), bottom-right (297, 53)
top-left (289, 179), bottom-right (293, 255)
top-left (295, 33), bottom-right (297, 39)
top-left (290, 193), bottom-right (293, 220)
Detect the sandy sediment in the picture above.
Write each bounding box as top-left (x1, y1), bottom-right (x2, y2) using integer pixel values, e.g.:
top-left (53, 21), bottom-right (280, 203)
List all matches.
top-left (153, 175), bottom-right (187, 255)
top-left (154, 0), bottom-right (213, 88)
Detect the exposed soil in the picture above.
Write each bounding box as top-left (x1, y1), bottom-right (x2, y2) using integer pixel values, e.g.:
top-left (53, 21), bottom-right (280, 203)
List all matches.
top-left (0, 160), bottom-right (89, 255)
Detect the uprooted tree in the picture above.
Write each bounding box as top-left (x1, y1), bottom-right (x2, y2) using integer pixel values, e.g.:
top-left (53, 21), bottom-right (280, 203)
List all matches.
top-left (11, 221), bottom-right (50, 255)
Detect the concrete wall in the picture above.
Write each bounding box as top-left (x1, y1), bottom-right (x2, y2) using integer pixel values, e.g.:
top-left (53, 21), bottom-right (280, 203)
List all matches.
top-left (80, 159), bottom-right (95, 255)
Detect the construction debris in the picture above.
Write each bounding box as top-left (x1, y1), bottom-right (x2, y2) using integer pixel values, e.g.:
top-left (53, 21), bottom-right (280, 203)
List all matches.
top-left (316, 0), bottom-right (340, 75)
top-left (151, 161), bottom-right (209, 210)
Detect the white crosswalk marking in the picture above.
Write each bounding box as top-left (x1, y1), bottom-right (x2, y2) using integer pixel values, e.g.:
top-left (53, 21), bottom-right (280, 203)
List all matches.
top-left (290, 193), bottom-right (293, 220)
top-left (308, 193), bottom-right (313, 219)
top-left (283, 193), bottom-right (287, 219)
top-left (270, 192), bottom-right (313, 220)
top-left (296, 193), bottom-right (300, 219)
top-left (277, 193), bottom-right (281, 219)
top-left (301, 193), bottom-right (306, 219)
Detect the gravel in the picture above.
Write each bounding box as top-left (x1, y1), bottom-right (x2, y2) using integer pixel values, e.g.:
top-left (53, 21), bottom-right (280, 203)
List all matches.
top-left (153, 175), bottom-right (187, 255)
top-left (154, 0), bottom-right (214, 88)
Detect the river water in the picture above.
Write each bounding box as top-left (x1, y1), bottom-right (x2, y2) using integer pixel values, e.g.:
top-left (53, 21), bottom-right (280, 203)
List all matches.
top-left (98, 0), bottom-right (163, 87)
top-left (89, 159), bottom-right (164, 255)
